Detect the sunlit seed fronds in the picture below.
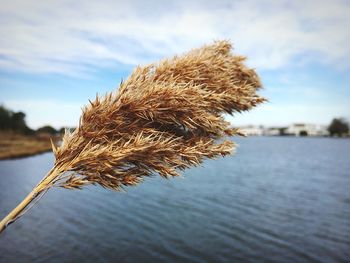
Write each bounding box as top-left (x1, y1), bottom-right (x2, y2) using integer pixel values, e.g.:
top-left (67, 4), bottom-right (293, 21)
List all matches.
top-left (0, 40), bottom-right (265, 233)
top-left (52, 40), bottom-right (265, 190)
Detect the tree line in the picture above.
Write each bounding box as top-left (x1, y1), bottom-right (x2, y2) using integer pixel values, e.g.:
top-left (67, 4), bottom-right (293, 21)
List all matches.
top-left (0, 105), bottom-right (59, 135)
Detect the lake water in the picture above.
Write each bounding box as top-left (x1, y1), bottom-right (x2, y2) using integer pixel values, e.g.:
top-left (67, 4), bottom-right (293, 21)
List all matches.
top-left (0, 137), bottom-right (349, 262)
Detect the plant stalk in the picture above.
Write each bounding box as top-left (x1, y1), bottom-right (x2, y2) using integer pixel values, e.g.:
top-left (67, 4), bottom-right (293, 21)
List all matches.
top-left (0, 167), bottom-right (59, 233)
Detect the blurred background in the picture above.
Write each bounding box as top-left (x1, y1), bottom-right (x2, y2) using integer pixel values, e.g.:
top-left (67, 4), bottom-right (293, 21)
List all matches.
top-left (0, 0), bottom-right (349, 262)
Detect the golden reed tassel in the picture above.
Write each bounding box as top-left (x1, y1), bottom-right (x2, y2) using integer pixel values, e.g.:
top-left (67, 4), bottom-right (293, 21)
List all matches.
top-left (0, 41), bottom-right (265, 233)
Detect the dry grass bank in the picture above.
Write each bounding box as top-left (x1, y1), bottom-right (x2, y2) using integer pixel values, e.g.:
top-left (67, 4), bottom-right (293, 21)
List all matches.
top-left (0, 133), bottom-right (57, 160)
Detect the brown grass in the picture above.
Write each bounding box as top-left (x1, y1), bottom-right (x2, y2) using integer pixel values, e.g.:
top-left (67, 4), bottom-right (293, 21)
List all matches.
top-left (0, 133), bottom-right (55, 160)
top-left (0, 40), bottom-right (265, 233)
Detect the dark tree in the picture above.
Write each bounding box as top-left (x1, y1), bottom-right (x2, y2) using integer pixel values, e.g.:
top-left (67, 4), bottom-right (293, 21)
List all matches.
top-left (328, 118), bottom-right (349, 137)
top-left (0, 105), bottom-right (32, 134)
top-left (0, 105), bottom-right (11, 130)
top-left (299, 130), bottom-right (308, 136)
top-left (36, 125), bottom-right (57, 135)
top-left (11, 111), bottom-right (27, 131)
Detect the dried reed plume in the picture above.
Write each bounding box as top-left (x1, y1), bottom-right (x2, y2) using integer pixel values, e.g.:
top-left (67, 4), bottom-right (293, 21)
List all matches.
top-left (0, 41), bottom-right (265, 233)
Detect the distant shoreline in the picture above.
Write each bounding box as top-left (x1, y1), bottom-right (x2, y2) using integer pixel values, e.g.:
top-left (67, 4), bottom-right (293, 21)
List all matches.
top-left (0, 133), bottom-right (57, 160)
top-left (242, 135), bottom-right (349, 138)
top-left (0, 148), bottom-right (52, 160)
top-left (0, 134), bottom-right (347, 161)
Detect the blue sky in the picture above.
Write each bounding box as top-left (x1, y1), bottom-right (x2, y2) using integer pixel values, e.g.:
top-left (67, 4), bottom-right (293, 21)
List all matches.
top-left (0, 0), bottom-right (349, 129)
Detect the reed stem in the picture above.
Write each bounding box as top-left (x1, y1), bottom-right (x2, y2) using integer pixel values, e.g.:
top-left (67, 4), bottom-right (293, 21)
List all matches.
top-left (0, 167), bottom-right (59, 233)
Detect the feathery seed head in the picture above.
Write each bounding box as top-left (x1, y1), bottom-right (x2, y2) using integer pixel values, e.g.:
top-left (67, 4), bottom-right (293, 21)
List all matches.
top-left (53, 40), bottom-right (265, 190)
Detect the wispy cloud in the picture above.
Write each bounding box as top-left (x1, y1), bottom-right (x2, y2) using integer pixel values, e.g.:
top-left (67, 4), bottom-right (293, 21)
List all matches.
top-left (1, 0), bottom-right (350, 74)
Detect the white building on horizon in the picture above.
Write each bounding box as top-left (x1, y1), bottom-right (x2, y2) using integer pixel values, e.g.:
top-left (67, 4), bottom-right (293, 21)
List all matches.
top-left (286, 123), bottom-right (329, 136)
top-left (237, 123), bottom-right (329, 136)
top-left (265, 127), bottom-right (282, 136)
top-left (239, 125), bottom-right (265, 136)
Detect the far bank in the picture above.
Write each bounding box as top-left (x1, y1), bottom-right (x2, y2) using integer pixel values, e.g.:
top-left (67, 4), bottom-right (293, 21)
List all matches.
top-left (0, 133), bottom-right (58, 160)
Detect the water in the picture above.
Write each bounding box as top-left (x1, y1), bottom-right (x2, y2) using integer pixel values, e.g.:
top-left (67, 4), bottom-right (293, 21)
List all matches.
top-left (0, 137), bottom-right (349, 262)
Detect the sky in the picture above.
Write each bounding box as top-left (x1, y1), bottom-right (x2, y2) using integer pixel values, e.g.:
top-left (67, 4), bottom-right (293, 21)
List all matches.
top-left (0, 0), bottom-right (349, 129)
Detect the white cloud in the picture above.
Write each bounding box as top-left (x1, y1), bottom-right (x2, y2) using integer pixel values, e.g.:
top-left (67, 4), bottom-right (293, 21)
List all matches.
top-left (0, 0), bottom-right (350, 74)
